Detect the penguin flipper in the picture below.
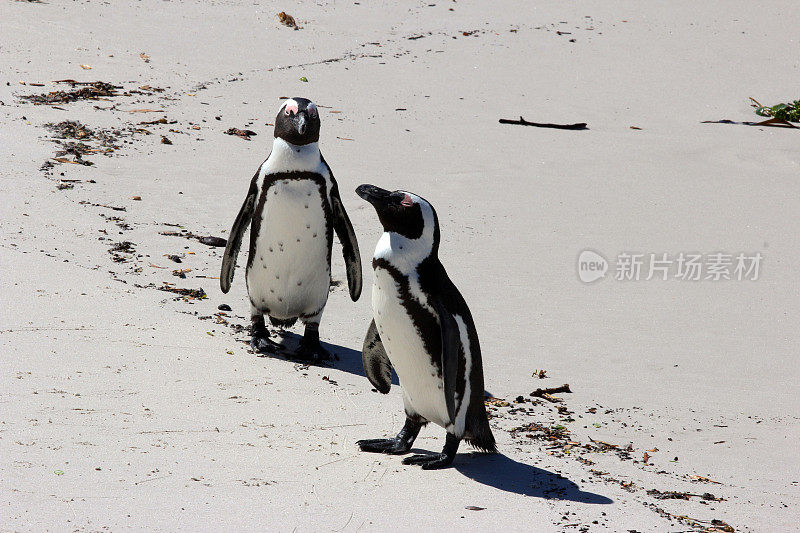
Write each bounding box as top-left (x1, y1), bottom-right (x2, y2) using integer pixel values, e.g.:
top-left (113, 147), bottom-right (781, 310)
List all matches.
top-left (431, 296), bottom-right (461, 426)
top-left (329, 180), bottom-right (362, 301)
top-left (220, 170), bottom-right (259, 294)
top-left (362, 319), bottom-right (392, 393)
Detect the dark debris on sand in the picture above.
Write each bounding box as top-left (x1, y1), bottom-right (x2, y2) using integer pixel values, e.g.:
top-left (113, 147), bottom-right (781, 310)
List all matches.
top-left (159, 229), bottom-right (227, 247)
top-left (157, 284), bottom-right (207, 300)
top-left (20, 81), bottom-right (120, 105)
top-left (108, 241), bottom-right (136, 263)
top-left (224, 127), bottom-right (257, 140)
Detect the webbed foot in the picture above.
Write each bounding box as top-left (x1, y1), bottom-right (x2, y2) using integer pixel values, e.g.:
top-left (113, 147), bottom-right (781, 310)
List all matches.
top-left (356, 438), bottom-right (412, 455)
top-left (401, 433), bottom-right (459, 470)
top-left (295, 323), bottom-right (337, 361)
top-left (356, 417), bottom-right (423, 455)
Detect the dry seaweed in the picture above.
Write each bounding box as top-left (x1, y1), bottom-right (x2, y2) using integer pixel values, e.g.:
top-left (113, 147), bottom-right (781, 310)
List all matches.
top-left (225, 128), bottom-right (257, 140)
top-left (277, 11), bottom-right (301, 30)
top-left (79, 201), bottom-right (126, 212)
top-left (21, 81), bottom-right (120, 104)
top-left (108, 241), bottom-right (136, 262)
top-left (157, 283), bottom-right (207, 300)
top-left (159, 230), bottom-right (227, 247)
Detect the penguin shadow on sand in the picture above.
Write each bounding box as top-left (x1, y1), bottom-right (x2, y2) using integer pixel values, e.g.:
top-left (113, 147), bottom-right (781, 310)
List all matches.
top-left (258, 329), bottom-right (400, 385)
top-left (453, 453), bottom-right (612, 503)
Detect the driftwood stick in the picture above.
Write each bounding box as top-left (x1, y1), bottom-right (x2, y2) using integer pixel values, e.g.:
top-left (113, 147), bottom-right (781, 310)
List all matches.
top-left (499, 116), bottom-right (587, 130)
top-left (530, 383), bottom-right (572, 402)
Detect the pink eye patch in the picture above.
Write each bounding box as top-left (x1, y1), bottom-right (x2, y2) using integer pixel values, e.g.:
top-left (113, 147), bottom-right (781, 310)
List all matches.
top-left (284, 103), bottom-right (298, 115)
top-left (401, 194), bottom-right (414, 207)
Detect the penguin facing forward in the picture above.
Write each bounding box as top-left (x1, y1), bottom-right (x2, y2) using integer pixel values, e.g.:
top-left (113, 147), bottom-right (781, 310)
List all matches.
top-left (220, 98), bottom-right (362, 360)
top-left (354, 184), bottom-right (495, 469)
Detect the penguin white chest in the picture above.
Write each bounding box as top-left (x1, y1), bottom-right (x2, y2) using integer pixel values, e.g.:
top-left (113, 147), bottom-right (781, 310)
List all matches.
top-left (248, 178), bottom-right (330, 319)
top-left (372, 268), bottom-right (450, 429)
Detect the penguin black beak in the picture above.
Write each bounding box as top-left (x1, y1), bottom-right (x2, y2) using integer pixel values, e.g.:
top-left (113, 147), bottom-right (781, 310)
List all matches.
top-left (356, 184), bottom-right (392, 207)
top-left (296, 113), bottom-right (308, 136)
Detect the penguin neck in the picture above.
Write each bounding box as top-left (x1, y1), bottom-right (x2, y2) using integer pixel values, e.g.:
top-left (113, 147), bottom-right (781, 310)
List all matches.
top-left (374, 231), bottom-right (435, 275)
top-left (265, 137), bottom-right (321, 173)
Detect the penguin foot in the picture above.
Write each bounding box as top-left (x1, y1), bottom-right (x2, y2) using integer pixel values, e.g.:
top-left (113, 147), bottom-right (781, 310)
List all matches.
top-left (401, 453), bottom-right (455, 470)
top-left (250, 334), bottom-right (281, 354)
top-left (356, 438), bottom-right (412, 455)
top-left (401, 433), bottom-right (460, 470)
top-left (294, 341), bottom-right (336, 362)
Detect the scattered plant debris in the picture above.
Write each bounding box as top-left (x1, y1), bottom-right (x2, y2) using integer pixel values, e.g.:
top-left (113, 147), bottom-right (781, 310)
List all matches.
top-left (47, 120), bottom-right (94, 140)
top-left (646, 489), bottom-right (723, 502)
top-left (108, 241), bottom-right (136, 262)
top-left (21, 81), bottom-right (120, 104)
top-left (160, 230), bottom-right (227, 247)
top-left (751, 97), bottom-right (799, 123)
top-left (80, 200), bottom-right (126, 212)
top-left (156, 283), bottom-right (207, 300)
top-left (225, 128), bottom-right (257, 140)
top-left (139, 117), bottom-right (175, 125)
top-left (277, 11), bottom-right (301, 30)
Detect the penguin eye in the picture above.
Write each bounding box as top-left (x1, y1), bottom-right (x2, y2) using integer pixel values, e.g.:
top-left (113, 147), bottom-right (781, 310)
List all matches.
top-left (307, 103), bottom-right (318, 118)
top-left (284, 103), bottom-right (298, 116)
top-left (400, 194), bottom-right (414, 207)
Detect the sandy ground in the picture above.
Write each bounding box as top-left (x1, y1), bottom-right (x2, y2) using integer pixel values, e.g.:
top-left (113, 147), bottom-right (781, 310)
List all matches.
top-left (1, 1), bottom-right (799, 531)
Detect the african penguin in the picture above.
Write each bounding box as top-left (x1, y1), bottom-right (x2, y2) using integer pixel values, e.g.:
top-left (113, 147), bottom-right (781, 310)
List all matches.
top-left (354, 184), bottom-right (495, 469)
top-left (220, 98), bottom-right (362, 360)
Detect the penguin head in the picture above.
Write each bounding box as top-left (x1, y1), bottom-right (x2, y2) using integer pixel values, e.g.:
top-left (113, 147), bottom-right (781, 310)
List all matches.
top-left (273, 97), bottom-right (320, 145)
top-left (356, 184), bottom-right (440, 259)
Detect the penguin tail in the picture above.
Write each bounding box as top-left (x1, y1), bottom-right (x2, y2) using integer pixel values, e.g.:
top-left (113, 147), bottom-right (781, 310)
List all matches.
top-left (467, 425), bottom-right (497, 453)
top-left (466, 405), bottom-right (497, 453)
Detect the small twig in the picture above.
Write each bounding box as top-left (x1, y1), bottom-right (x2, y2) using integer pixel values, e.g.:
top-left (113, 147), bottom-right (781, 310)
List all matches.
top-left (499, 116), bottom-right (587, 130)
top-left (701, 118), bottom-right (798, 129)
top-left (314, 455), bottom-right (356, 469)
top-left (318, 423), bottom-right (366, 430)
top-left (133, 474), bottom-right (174, 485)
